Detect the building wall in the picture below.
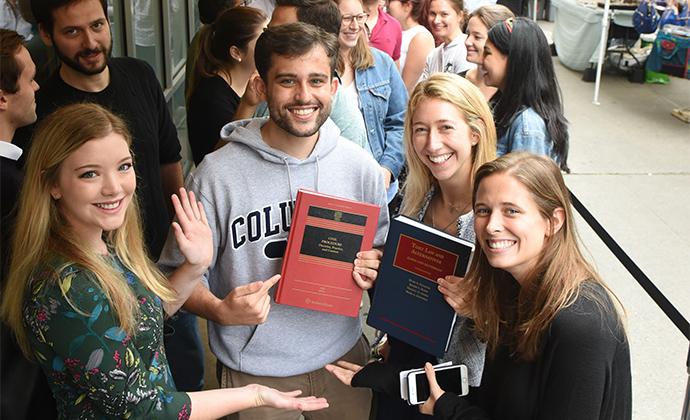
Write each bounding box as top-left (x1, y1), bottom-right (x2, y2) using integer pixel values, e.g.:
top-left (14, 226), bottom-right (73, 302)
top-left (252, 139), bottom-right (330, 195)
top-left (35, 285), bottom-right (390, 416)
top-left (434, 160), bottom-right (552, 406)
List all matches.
top-left (109, 0), bottom-right (200, 174)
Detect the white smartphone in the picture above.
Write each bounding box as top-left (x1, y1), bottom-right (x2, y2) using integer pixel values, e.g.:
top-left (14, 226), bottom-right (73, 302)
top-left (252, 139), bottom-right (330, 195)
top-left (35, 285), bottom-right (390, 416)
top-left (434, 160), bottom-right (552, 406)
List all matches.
top-left (407, 364), bottom-right (469, 405)
top-left (399, 361), bottom-right (453, 401)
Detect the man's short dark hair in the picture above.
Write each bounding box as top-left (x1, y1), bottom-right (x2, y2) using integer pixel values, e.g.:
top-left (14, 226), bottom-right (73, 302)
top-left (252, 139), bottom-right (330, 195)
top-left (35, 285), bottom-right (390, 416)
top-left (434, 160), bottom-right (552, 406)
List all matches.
top-left (31, 0), bottom-right (108, 35)
top-left (199, 0), bottom-right (236, 24)
top-left (254, 22), bottom-right (339, 81)
top-left (275, 0), bottom-right (342, 36)
top-left (0, 29), bottom-right (24, 94)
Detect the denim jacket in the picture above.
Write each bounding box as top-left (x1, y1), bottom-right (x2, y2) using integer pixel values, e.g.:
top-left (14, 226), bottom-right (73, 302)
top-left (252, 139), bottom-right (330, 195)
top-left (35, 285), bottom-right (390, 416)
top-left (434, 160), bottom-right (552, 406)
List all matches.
top-left (497, 107), bottom-right (558, 163)
top-left (355, 48), bottom-right (408, 179)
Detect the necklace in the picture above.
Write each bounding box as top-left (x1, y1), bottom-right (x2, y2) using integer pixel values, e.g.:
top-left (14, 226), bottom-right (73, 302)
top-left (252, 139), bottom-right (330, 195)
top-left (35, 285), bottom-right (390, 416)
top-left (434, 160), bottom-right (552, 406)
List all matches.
top-left (430, 196), bottom-right (471, 234)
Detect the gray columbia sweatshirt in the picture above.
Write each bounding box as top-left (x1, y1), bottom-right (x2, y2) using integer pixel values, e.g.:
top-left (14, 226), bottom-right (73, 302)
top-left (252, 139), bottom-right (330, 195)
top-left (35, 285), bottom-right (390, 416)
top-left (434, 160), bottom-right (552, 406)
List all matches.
top-left (158, 117), bottom-right (389, 377)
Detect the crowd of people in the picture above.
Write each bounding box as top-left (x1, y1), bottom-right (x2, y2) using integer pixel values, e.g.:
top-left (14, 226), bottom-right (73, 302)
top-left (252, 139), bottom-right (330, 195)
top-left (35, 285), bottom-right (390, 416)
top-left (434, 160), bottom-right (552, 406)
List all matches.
top-left (1, 0), bottom-right (632, 419)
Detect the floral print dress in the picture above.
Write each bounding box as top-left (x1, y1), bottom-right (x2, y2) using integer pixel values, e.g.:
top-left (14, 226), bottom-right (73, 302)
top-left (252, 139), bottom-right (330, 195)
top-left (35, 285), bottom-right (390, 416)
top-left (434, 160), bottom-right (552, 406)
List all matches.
top-left (23, 255), bottom-right (191, 419)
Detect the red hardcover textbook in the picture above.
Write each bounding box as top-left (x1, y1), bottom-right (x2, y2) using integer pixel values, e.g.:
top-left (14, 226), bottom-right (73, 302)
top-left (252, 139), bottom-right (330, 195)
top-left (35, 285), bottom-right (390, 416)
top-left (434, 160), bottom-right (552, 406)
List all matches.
top-left (276, 189), bottom-right (381, 317)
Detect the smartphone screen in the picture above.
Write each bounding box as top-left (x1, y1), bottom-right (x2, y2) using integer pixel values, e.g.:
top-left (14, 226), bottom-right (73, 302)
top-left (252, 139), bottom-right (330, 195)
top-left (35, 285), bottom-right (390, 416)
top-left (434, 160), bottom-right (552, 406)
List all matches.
top-left (411, 365), bottom-right (466, 403)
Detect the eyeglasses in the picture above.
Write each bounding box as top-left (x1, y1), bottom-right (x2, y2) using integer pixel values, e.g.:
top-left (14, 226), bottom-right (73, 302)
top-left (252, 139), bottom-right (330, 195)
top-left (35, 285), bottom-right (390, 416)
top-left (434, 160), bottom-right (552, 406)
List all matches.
top-left (341, 13), bottom-right (369, 26)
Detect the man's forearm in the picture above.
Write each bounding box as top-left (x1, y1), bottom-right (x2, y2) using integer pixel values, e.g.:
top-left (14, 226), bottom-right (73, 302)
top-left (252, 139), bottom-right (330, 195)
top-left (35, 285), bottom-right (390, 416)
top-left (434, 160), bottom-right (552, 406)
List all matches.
top-left (183, 281), bottom-right (223, 323)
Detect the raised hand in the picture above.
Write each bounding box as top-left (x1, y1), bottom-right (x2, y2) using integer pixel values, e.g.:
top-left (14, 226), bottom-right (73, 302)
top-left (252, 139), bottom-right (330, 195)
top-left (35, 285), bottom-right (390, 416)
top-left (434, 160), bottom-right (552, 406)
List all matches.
top-left (216, 275), bottom-right (280, 326)
top-left (419, 362), bottom-right (445, 415)
top-left (171, 188), bottom-right (213, 272)
top-left (324, 360), bottom-right (363, 387)
top-left (438, 275), bottom-right (471, 317)
top-left (353, 248), bottom-right (383, 290)
top-left (252, 385), bottom-right (329, 412)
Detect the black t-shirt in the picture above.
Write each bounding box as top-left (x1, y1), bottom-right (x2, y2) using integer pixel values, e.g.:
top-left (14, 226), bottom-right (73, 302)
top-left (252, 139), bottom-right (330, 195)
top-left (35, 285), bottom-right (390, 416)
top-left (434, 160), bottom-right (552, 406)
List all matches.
top-left (433, 282), bottom-right (632, 420)
top-left (15, 57), bottom-right (181, 259)
top-left (186, 74), bottom-right (240, 165)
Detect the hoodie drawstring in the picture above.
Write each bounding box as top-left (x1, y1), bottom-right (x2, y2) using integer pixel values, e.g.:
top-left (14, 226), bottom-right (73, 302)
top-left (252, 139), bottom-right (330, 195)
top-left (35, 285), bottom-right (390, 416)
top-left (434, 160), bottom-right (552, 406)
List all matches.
top-left (314, 154), bottom-right (320, 192)
top-left (283, 157), bottom-right (295, 204)
top-left (282, 154), bottom-right (321, 202)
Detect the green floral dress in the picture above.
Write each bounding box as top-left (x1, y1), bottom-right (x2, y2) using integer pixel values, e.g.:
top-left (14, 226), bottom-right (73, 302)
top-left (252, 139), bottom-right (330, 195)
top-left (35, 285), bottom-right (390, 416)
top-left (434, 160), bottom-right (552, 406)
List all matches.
top-left (23, 255), bottom-right (192, 419)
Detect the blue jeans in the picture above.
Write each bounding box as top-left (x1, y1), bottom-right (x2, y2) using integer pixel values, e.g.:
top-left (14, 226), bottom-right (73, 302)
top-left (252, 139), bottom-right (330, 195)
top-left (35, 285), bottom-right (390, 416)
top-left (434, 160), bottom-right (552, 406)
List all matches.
top-left (164, 311), bottom-right (205, 391)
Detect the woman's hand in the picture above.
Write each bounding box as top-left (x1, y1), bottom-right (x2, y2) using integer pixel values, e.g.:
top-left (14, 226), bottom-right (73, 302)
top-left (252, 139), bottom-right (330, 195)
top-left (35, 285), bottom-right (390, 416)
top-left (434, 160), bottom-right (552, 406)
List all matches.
top-left (252, 384), bottom-right (329, 412)
top-left (324, 360), bottom-right (364, 387)
top-left (171, 188), bottom-right (213, 274)
top-left (419, 362), bottom-right (446, 415)
top-left (353, 249), bottom-right (383, 290)
top-left (438, 275), bottom-right (471, 317)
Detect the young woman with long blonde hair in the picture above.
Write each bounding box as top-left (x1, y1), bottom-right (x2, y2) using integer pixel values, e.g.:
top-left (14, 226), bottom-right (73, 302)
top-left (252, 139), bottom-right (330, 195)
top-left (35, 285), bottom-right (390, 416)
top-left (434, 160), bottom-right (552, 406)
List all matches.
top-left (0, 103), bottom-right (328, 420)
top-left (327, 73), bottom-right (496, 419)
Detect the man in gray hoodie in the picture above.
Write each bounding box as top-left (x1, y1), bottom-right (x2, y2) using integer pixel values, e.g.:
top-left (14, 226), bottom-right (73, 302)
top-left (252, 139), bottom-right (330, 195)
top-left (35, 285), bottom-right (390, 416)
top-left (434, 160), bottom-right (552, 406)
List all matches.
top-left (159, 23), bottom-right (389, 419)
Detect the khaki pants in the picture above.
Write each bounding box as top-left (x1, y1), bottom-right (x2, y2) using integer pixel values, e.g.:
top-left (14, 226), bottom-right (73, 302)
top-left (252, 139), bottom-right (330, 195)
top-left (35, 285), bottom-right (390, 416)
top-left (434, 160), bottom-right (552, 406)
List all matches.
top-left (217, 335), bottom-right (372, 420)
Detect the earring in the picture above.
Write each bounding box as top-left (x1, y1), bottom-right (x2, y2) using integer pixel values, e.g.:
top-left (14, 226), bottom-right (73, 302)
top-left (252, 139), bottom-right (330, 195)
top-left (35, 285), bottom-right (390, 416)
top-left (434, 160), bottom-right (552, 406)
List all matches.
top-left (51, 193), bottom-right (61, 200)
top-left (238, 58), bottom-right (242, 63)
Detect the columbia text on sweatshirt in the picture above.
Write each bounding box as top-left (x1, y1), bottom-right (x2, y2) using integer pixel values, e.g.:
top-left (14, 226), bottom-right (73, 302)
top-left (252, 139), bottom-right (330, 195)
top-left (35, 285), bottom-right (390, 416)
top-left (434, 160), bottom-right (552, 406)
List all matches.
top-left (159, 117), bottom-right (389, 377)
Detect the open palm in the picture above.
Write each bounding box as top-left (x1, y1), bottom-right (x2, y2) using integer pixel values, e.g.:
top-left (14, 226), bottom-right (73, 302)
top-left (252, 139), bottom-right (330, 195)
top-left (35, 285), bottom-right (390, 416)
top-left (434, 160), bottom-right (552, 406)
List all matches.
top-left (171, 188), bottom-right (213, 269)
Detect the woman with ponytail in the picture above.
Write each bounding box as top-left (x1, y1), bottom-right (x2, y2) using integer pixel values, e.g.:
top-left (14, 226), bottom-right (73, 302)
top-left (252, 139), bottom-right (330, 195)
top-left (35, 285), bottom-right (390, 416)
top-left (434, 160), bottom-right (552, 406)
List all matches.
top-left (187, 6), bottom-right (268, 165)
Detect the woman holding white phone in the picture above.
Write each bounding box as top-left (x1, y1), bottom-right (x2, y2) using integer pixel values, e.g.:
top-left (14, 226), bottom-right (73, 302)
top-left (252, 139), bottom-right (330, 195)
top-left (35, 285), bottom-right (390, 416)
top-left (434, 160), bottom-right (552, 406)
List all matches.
top-left (420, 153), bottom-right (632, 419)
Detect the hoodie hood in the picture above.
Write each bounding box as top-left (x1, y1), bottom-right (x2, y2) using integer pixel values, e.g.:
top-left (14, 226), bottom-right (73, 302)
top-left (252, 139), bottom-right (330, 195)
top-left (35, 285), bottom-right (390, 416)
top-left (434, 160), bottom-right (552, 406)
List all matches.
top-left (220, 117), bottom-right (341, 165)
top-left (219, 117), bottom-right (344, 202)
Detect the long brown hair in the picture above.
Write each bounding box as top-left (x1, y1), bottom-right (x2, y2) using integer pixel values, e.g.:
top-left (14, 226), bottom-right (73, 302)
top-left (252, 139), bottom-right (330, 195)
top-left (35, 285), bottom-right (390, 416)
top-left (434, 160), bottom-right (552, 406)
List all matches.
top-left (0, 103), bottom-right (176, 357)
top-left (464, 153), bottom-right (623, 360)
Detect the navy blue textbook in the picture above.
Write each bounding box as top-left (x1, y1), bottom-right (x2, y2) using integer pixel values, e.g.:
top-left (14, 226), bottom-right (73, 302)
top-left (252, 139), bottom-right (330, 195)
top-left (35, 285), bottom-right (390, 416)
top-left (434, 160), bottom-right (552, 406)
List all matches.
top-left (367, 215), bottom-right (474, 357)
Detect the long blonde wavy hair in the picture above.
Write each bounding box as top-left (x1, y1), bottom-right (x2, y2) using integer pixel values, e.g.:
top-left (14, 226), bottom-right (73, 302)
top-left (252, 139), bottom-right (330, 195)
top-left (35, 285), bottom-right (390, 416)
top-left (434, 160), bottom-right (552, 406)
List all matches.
top-left (400, 73), bottom-right (496, 217)
top-left (1, 103), bottom-right (176, 357)
top-left (464, 153), bottom-right (624, 360)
